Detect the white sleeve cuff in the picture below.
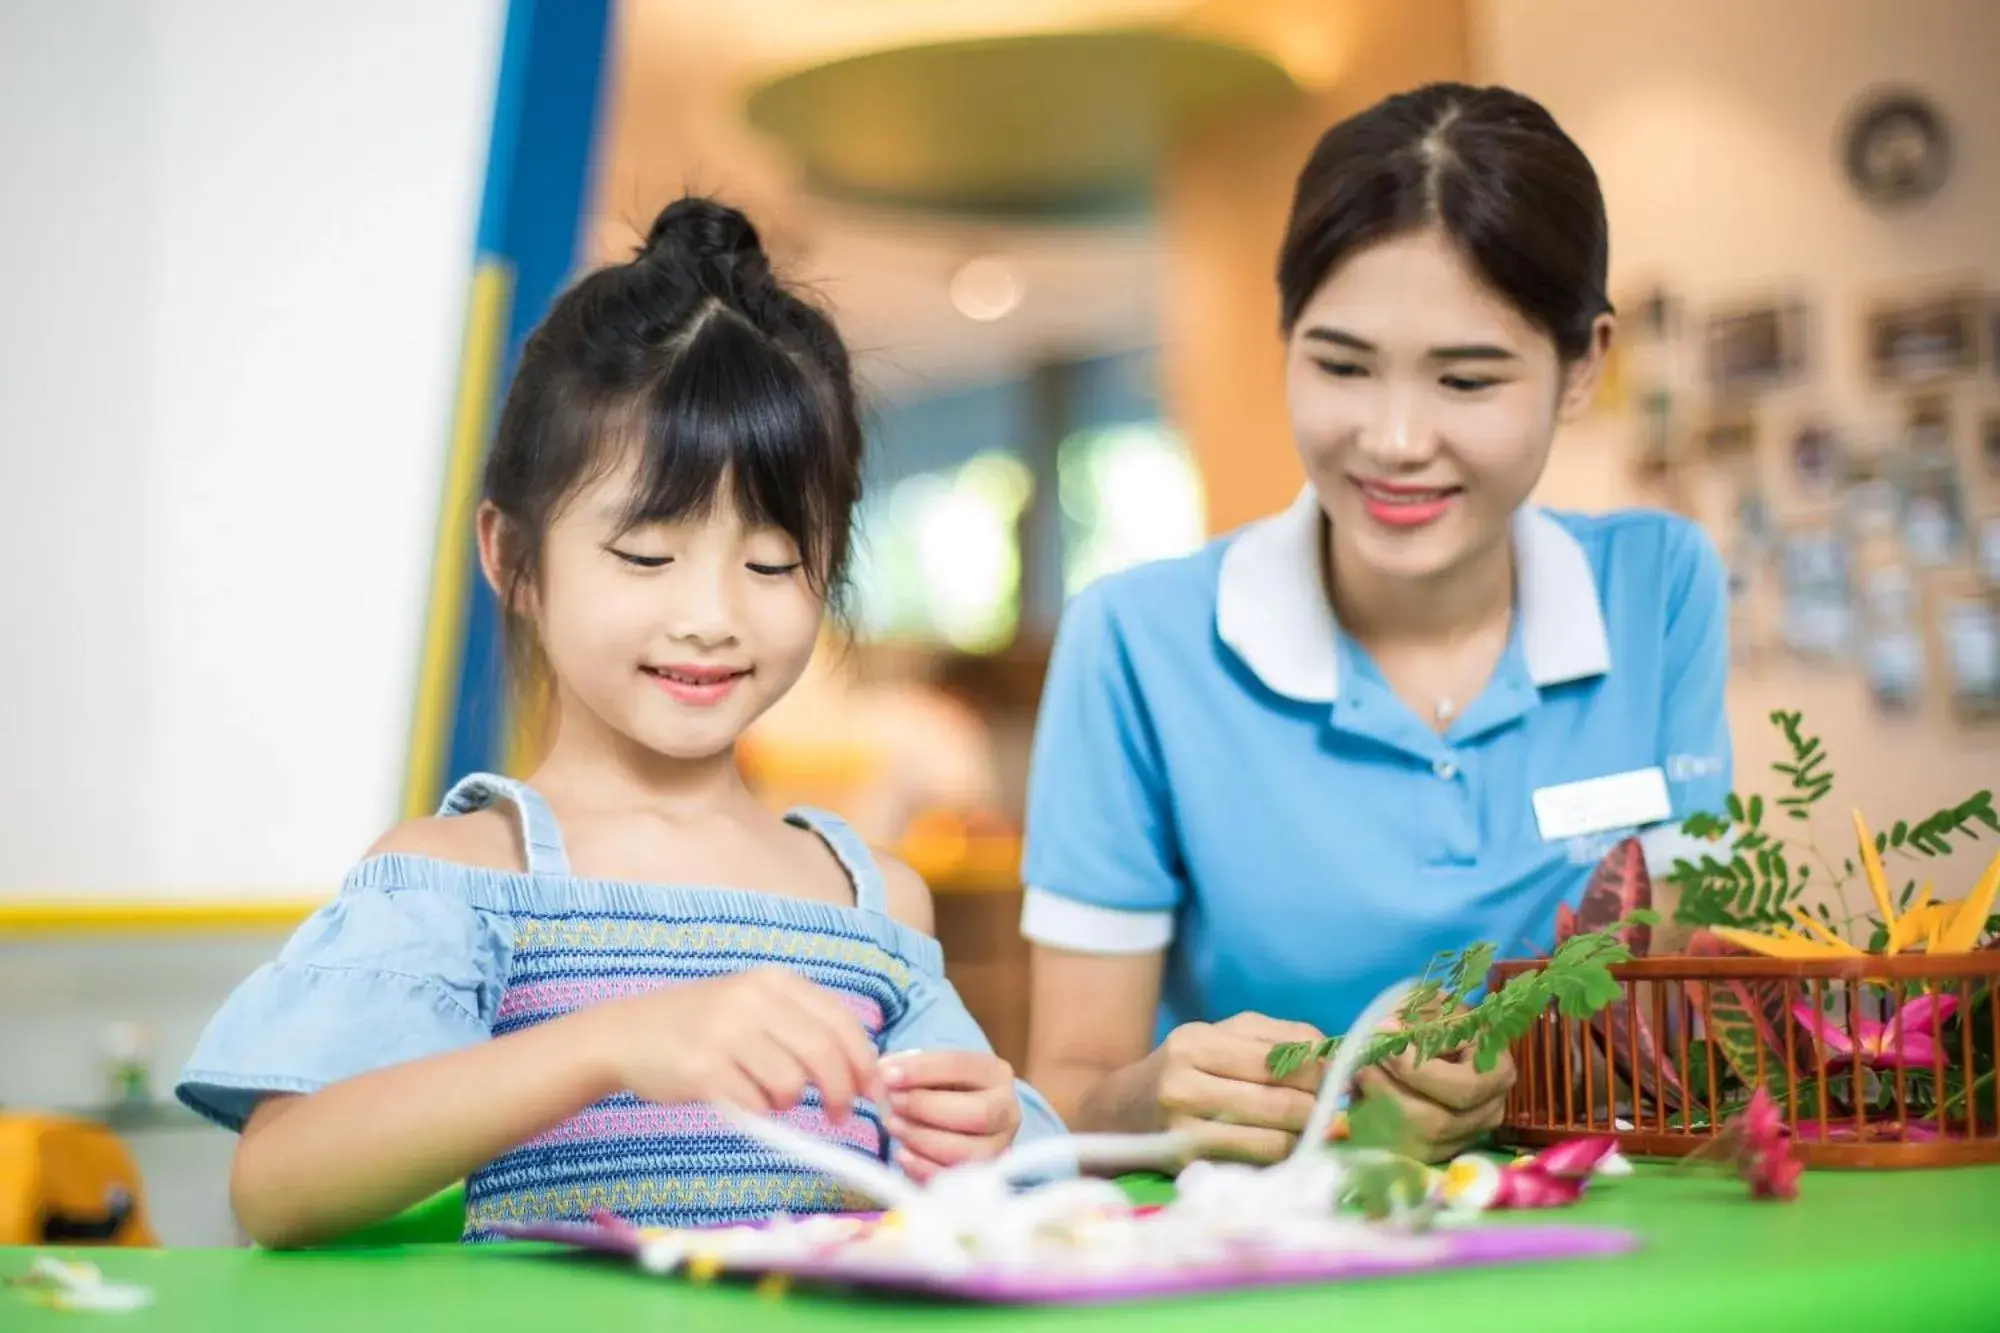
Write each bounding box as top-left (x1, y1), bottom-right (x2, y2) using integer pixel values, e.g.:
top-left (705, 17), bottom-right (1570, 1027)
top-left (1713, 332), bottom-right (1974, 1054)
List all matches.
top-left (1020, 887), bottom-right (1174, 954)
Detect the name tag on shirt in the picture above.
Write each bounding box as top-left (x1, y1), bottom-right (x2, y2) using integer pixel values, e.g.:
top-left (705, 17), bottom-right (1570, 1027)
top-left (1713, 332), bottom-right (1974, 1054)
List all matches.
top-left (1532, 767), bottom-right (1672, 843)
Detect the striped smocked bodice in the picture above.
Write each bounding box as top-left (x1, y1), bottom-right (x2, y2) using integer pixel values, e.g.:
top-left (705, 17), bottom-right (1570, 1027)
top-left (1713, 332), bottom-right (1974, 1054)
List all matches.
top-left (433, 776), bottom-right (931, 1242)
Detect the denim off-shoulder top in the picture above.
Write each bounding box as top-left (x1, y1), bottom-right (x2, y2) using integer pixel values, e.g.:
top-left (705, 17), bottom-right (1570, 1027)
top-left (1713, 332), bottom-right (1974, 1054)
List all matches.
top-left (177, 773), bottom-right (1066, 1240)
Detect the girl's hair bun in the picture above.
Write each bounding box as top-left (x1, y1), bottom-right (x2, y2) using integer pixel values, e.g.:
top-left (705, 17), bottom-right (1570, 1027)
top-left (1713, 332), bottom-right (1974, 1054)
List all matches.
top-left (640, 196), bottom-right (764, 268)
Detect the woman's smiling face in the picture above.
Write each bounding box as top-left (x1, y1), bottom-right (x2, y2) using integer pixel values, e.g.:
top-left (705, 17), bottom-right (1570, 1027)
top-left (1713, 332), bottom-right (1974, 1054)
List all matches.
top-left (1284, 226), bottom-right (1608, 584)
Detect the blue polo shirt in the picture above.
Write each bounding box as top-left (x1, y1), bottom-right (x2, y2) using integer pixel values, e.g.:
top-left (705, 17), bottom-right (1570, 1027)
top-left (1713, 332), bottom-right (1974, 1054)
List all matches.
top-left (1019, 488), bottom-right (1732, 1040)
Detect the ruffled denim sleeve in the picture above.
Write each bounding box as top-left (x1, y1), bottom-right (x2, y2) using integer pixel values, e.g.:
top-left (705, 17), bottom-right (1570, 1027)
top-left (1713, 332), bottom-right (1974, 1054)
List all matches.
top-left (175, 877), bottom-right (512, 1131)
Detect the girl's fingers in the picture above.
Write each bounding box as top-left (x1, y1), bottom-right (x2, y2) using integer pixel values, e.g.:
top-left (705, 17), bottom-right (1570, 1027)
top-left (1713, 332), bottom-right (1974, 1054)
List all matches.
top-left (885, 1116), bottom-right (988, 1168)
top-left (881, 1049), bottom-right (1004, 1092)
top-left (893, 1145), bottom-right (949, 1184)
top-left (704, 1063), bottom-right (774, 1117)
top-left (787, 981), bottom-right (886, 1104)
top-left (887, 1088), bottom-right (1012, 1136)
top-left (770, 1011), bottom-right (858, 1121)
top-left (732, 1037), bottom-right (810, 1112)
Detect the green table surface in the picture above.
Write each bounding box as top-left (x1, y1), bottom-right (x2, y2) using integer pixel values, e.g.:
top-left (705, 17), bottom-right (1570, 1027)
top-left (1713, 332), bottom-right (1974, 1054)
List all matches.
top-left (6, 1164), bottom-right (1995, 1330)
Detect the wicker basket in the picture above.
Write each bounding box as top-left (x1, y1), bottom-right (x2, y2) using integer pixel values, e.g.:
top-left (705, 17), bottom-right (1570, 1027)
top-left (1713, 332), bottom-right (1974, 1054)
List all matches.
top-left (1492, 953), bottom-right (2000, 1168)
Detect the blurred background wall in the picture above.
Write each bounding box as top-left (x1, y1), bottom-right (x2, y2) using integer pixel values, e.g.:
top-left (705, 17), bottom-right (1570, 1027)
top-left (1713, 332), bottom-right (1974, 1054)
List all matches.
top-left (1, 0), bottom-right (511, 1243)
top-left (1483, 0), bottom-right (1999, 884)
top-left (1, 0), bottom-right (505, 891)
top-left (2, 0), bottom-right (1994, 1242)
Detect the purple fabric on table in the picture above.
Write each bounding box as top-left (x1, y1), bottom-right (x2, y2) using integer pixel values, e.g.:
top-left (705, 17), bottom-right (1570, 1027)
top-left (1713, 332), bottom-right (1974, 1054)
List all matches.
top-left (494, 1215), bottom-right (1638, 1306)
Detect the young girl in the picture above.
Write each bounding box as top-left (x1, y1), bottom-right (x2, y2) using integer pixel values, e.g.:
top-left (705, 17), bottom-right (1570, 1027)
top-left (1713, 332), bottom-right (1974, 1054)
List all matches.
top-left (177, 197), bottom-right (1063, 1248)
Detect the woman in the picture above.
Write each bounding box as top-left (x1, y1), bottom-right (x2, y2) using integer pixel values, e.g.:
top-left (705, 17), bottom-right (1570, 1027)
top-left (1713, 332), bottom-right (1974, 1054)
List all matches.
top-left (1019, 83), bottom-right (1732, 1164)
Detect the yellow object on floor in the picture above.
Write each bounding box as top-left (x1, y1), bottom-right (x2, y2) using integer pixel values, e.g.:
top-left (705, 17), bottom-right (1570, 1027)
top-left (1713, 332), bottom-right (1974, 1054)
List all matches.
top-left (0, 1113), bottom-right (157, 1247)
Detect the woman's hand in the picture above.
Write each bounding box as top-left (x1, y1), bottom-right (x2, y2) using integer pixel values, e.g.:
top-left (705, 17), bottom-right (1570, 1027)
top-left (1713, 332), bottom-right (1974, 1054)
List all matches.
top-left (584, 967), bottom-right (884, 1121)
top-left (1143, 1013), bottom-right (1327, 1164)
top-left (1352, 1041), bottom-right (1515, 1163)
top-left (879, 1050), bottom-right (1022, 1181)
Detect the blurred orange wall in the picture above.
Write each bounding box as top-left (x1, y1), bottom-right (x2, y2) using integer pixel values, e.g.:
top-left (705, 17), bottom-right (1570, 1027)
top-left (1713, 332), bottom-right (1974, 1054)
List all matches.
top-left (1160, 0), bottom-right (1474, 537)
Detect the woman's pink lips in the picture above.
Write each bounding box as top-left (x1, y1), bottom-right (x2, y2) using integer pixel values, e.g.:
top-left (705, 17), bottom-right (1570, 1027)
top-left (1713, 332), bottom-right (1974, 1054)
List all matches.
top-left (1350, 475), bottom-right (1461, 529)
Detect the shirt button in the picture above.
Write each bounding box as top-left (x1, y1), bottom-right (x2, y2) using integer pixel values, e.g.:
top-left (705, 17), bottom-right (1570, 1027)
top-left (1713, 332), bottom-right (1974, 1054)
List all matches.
top-left (1433, 759), bottom-right (1458, 780)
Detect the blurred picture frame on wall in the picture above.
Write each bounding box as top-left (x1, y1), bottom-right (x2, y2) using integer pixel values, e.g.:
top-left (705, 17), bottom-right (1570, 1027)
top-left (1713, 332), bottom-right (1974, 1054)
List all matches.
top-left (1977, 515), bottom-right (2000, 587)
top-left (1617, 284), bottom-right (1680, 343)
top-left (1701, 403), bottom-right (1757, 458)
top-left (1723, 528), bottom-right (1770, 666)
top-left (1933, 584), bottom-right (2000, 720)
top-left (1842, 450), bottom-right (1903, 538)
top-left (1777, 522), bottom-right (1855, 661)
top-left (1861, 561), bottom-right (1917, 625)
top-left (1703, 300), bottom-right (1807, 391)
top-left (1856, 553), bottom-right (1923, 713)
top-left (1628, 385), bottom-right (1695, 516)
top-left (1790, 418), bottom-right (1839, 494)
top-left (1864, 287), bottom-right (1981, 386)
top-left (1636, 385), bottom-right (1674, 462)
top-left (1731, 467), bottom-right (1775, 561)
top-left (1862, 621), bottom-right (1927, 714)
top-left (1901, 397), bottom-right (1966, 568)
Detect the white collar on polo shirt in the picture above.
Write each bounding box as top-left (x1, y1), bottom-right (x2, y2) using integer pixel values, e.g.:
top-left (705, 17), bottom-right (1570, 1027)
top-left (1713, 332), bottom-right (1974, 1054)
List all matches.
top-left (1215, 485), bottom-right (1612, 703)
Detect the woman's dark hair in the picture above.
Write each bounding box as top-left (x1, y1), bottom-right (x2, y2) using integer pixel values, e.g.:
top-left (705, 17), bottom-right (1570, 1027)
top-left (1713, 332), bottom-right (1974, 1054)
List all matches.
top-left (481, 195), bottom-right (862, 685)
top-left (1277, 82), bottom-right (1611, 361)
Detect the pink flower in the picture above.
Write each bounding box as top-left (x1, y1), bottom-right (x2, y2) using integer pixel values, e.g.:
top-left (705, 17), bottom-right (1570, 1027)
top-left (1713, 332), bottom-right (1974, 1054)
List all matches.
top-left (1734, 1086), bottom-right (1787, 1149)
top-left (1524, 1136), bottom-right (1621, 1180)
top-left (1746, 1146), bottom-right (1803, 1201)
top-left (1728, 1087), bottom-right (1801, 1203)
top-left (1491, 1169), bottom-right (1587, 1210)
top-left (1789, 993), bottom-right (1960, 1070)
top-left (1739, 1084), bottom-right (1784, 1141)
top-left (1470, 1138), bottom-right (1620, 1211)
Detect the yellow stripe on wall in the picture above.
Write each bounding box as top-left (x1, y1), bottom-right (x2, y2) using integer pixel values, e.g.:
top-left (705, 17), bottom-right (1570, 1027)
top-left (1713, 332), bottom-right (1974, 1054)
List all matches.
top-left (401, 259), bottom-right (516, 821)
top-left (0, 897), bottom-right (329, 937)
top-left (0, 861), bottom-right (1023, 939)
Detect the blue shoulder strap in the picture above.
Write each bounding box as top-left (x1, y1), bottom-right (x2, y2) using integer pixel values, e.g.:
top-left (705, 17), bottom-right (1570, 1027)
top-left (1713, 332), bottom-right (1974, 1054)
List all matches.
top-left (785, 807), bottom-right (888, 915)
top-left (437, 774), bottom-right (571, 876)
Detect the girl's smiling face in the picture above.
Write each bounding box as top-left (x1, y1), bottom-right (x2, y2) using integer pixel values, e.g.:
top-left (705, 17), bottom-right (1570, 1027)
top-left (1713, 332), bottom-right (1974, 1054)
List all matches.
top-left (1283, 227), bottom-right (1610, 585)
top-left (483, 454), bottom-right (826, 764)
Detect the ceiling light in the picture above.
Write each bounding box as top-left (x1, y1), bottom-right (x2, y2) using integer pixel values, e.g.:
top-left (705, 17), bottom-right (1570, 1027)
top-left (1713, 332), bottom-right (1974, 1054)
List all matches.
top-left (744, 29), bottom-right (1298, 218)
top-left (949, 256), bottom-right (1023, 322)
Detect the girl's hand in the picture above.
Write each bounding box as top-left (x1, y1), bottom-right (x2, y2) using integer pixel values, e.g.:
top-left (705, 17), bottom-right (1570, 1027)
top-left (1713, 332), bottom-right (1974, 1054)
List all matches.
top-left (584, 967), bottom-right (883, 1120)
top-left (879, 1050), bottom-right (1022, 1182)
top-left (1142, 1013), bottom-right (1327, 1164)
